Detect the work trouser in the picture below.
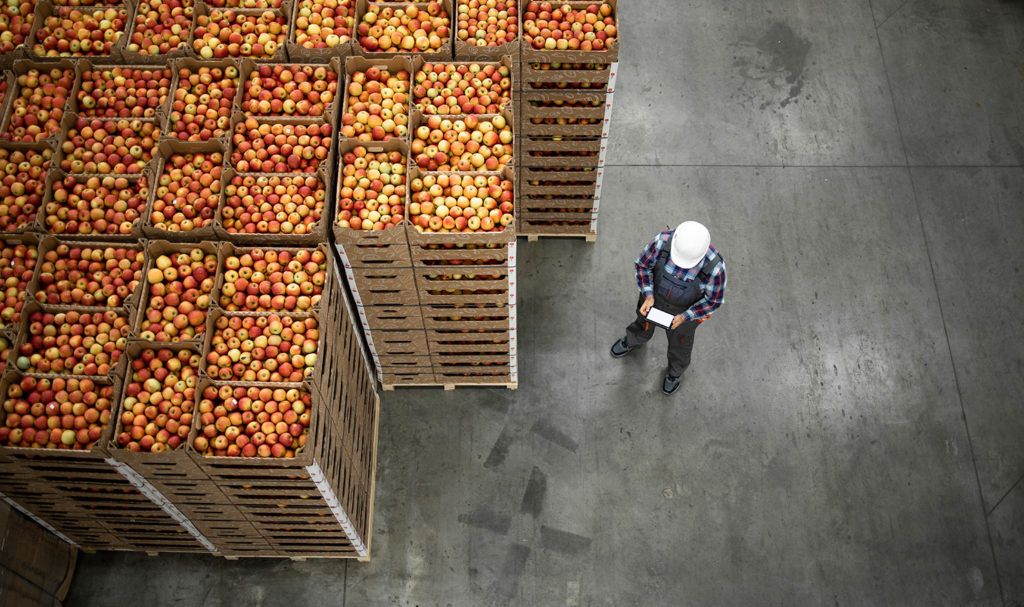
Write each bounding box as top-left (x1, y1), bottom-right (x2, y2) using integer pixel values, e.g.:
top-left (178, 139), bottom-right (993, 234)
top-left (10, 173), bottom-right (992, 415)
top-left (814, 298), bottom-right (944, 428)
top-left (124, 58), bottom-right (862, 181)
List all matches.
top-left (623, 295), bottom-right (700, 377)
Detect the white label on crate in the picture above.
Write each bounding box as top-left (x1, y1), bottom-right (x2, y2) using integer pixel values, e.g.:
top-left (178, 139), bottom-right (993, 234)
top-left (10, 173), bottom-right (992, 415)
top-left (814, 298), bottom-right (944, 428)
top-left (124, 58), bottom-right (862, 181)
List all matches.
top-left (335, 243), bottom-right (354, 270)
top-left (601, 91), bottom-right (615, 138)
top-left (104, 458), bottom-right (217, 552)
top-left (598, 142), bottom-right (608, 168)
top-left (606, 62), bottom-right (618, 94)
top-left (0, 492), bottom-right (80, 547)
top-left (306, 461), bottom-right (368, 557)
top-left (331, 259), bottom-right (379, 383)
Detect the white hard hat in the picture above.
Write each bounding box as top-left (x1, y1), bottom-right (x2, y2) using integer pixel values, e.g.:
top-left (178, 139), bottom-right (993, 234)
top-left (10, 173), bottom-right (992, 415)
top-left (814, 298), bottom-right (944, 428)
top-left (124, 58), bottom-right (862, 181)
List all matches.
top-left (670, 221), bottom-right (710, 268)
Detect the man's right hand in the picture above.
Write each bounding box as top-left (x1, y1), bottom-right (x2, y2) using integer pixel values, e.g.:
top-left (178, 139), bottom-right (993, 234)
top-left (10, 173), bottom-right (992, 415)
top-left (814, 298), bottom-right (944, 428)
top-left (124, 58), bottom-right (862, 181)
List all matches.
top-left (639, 295), bottom-right (654, 316)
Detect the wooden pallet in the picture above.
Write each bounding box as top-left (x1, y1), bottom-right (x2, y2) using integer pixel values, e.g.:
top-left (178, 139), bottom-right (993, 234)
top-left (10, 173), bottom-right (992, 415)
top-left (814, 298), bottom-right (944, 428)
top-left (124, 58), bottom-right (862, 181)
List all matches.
top-left (523, 233), bottom-right (596, 243)
top-left (382, 382), bottom-right (518, 392)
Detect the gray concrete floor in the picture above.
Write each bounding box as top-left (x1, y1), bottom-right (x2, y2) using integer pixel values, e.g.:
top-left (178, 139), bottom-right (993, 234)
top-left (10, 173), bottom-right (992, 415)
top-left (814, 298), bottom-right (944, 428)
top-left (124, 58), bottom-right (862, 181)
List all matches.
top-left (65, 0), bottom-right (1024, 605)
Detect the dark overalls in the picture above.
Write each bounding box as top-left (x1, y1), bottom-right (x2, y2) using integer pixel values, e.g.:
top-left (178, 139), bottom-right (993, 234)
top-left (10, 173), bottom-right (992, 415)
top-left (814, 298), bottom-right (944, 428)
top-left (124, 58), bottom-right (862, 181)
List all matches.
top-left (624, 248), bottom-right (722, 377)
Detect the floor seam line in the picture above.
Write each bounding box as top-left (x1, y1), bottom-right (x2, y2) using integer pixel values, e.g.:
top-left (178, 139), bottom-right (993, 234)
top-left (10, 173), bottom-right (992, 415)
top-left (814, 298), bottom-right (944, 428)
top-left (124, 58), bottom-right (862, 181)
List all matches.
top-left (598, 164), bottom-right (1023, 169)
top-left (986, 468), bottom-right (1024, 517)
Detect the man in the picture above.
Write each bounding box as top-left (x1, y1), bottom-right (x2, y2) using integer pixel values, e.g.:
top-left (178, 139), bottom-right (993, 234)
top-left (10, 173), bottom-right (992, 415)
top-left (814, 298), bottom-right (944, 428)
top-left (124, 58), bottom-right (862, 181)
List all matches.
top-left (610, 221), bottom-right (727, 394)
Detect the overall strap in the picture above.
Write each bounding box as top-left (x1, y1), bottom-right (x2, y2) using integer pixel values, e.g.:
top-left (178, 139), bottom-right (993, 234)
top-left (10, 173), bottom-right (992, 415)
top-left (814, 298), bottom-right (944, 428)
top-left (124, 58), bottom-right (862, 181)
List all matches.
top-left (697, 253), bottom-right (722, 282)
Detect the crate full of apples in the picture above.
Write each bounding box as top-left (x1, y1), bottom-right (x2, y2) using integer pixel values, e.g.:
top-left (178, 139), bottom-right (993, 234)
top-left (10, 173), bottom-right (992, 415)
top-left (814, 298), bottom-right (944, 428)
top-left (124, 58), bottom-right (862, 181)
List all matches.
top-left (216, 244), bottom-right (329, 314)
top-left (287, 0), bottom-right (355, 61)
top-left (238, 59), bottom-right (342, 120)
top-left (28, 237), bottom-right (146, 311)
top-left (189, 5), bottom-right (289, 61)
top-left (30, 5), bottom-right (129, 59)
top-left (453, 0), bottom-right (519, 62)
top-left (339, 56), bottom-right (412, 142)
top-left (1, 62), bottom-right (75, 143)
top-left (133, 241), bottom-right (219, 344)
top-left (145, 140), bottom-right (225, 240)
top-left (409, 108), bottom-right (514, 171)
top-left (354, 0), bottom-right (452, 60)
top-left (73, 63), bottom-right (173, 119)
top-left (407, 166), bottom-right (515, 235)
top-left (218, 169), bottom-right (329, 244)
top-left (165, 59), bottom-right (240, 143)
top-left (411, 56), bottom-right (514, 115)
top-left (122, 0), bottom-right (195, 62)
top-left (0, 235), bottom-right (38, 334)
top-left (42, 172), bottom-right (152, 240)
top-left (520, 1), bottom-right (617, 62)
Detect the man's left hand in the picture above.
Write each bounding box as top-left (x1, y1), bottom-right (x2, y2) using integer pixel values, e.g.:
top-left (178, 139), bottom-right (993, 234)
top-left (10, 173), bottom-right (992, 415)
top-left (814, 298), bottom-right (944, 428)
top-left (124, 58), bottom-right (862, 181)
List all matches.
top-left (670, 314), bottom-right (686, 329)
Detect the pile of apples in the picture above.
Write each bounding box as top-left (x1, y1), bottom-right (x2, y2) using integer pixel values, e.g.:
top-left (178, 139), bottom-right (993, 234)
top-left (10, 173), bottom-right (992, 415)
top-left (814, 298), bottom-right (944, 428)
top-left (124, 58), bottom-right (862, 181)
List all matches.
top-left (3, 67), bottom-right (74, 142)
top-left (168, 65), bottom-right (238, 141)
top-left (32, 7), bottom-right (128, 56)
top-left (409, 173), bottom-right (513, 232)
top-left (192, 384), bottom-right (311, 457)
top-left (1, 376), bottom-right (114, 449)
top-left (357, 2), bottom-right (449, 53)
top-left (192, 9), bottom-right (286, 59)
top-left (292, 0), bottom-right (353, 50)
top-left (414, 62), bottom-right (512, 115)
top-left (14, 310), bottom-right (130, 376)
top-left (35, 244), bottom-right (144, 308)
top-left (205, 314), bottom-right (319, 383)
top-left (151, 151), bottom-right (223, 233)
top-left (0, 335), bottom-right (10, 375)
top-left (206, 0), bottom-right (282, 7)
top-left (138, 249), bottom-right (217, 343)
top-left (0, 241), bottom-right (37, 330)
top-left (0, 147), bottom-right (52, 232)
top-left (116, 347), bottom-right (198, 453)
top-left (242, 64), bottom-right (338, 118)
top-left (126, 0), bottom-right (193, 56)
top-left (230, 120), bottom-right (332, 173)
top-left (0, 0), bottom-right (35, 54)
top-left (221, 174), bottom-right (325, 237)
top-left (412, 114), bottom-right (513, 171)
top-left (44, 175), bottom-right (150, 237)
top-left (340, 66), bottom-right (409, 141)
top-left (337, 146), bottom-right (406, 230)
top-left (77, 67), bottom-right (172, 119)
top-left (59, 118), bottom-right (161, 174)
top-left (456, 0), bottom-right (517, 47)
top-left (219, 248), bottom-right (327, 313)
top-left (522, 2), bottom-right (615, 51)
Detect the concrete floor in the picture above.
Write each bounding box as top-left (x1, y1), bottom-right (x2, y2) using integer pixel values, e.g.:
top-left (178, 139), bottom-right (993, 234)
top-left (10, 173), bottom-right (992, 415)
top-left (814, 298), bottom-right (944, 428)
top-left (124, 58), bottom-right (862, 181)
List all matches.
top-left (65, 0), bottom-right (1024, 605)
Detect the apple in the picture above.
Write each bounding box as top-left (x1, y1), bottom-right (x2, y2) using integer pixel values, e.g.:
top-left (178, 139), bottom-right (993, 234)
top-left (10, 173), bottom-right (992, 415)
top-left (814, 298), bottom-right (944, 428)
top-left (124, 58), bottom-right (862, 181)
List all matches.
top-left (219, 248), bottom-right (327, 313)
top-left (0, 241), bottom-right (37, 331)
top-left (522, 1), bottom-right (615, 51)
top-left (205, 314), bottom-right (318, 383)
top-left (77, 67), bottom-right (172, 119)
top-left (126, 0), bottom-right (192, 56)
top-left (205, 0), bottom-right (282, 7)
top-left (151, 151), bottom-right (223, 233)
top-left (137, 249), bottom-right (217, 343)
top-left (357, 1), bottom-right (448, 53)
top-left (0, 147), bottom-right (52, 231)
top-left (116, 347), bottom-right (198, 453)
top-left (192, 9), bottom-right (286, 59)
top-left (192, 384), bottom-right (311, 458)
top-left (457, 0), bottom-right (517, 47)
top-left (411, 114), bottom-right (513, 171)
top-left (230, 120), bottom-right (332, 173)
top-left (59, 118), bottom-right (161, 174)
top-left (35, 244), bottom-right (144, 308)
top-left (0, 335), bottom-right (10, 375)
top-left (293, 0), bottom-right (353, 50)
top-left (44, 174), bottom-right (150, 237)
top-left (243, 64), bottom-right (338, 118)
top-left (339, 65), bottom-right (409, 140)
top-left (169, 65), bottom-right (238, 141)
top-left (1, 377), bottom-right (114, 450)
top-left (408, 172), bottom-right (513, 232)
top-left (221, 173), bottom-right (325, 236)
top-left (414, 62), bottom-right (512, 115)
top-left (2, 67), bottom-right (74, 142)
top-left (32, 7), bottom-right (128, 57)
top-left (0, 0), bottom-right (34, 53)
top-left (337, 146), bottom-right (406, 230)
top-left (16, 310), bottom-right (130, 376)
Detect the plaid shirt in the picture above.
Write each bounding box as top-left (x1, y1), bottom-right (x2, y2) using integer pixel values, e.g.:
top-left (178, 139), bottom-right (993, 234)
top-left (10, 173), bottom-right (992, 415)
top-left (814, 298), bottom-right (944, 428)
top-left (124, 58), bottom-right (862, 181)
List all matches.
top-left (635, 229), bottom-right (727, 322)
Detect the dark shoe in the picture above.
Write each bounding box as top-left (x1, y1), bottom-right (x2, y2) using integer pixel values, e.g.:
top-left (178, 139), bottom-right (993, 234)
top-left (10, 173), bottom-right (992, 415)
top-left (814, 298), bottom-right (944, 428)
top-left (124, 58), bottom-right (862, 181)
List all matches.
top-left (610, 338), bottom-right (634, 358)
top-left (662, 374), bottom-right (681, 395)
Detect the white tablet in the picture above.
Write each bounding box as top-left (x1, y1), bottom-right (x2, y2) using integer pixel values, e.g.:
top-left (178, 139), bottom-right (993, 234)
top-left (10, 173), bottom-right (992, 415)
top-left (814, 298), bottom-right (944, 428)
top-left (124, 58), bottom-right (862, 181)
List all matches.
top-left (645, 307), bottom-right (675, 328)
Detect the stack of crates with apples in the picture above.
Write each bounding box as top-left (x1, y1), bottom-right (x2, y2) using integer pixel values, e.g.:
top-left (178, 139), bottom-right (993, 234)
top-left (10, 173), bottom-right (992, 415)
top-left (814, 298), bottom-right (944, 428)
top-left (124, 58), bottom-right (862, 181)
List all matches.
top-left (515, 0), bottom-right (617, 240)
top-left (0, 31), bottom-right (381, 557)
top-left (333, 46), bottom-right (518, 388)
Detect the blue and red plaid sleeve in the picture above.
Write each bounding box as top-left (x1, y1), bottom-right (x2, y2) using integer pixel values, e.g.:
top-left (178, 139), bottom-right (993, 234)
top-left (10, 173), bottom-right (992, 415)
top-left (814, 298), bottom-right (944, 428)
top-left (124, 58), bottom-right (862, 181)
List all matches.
top-left (634, 230), bottom-right (673, 296)
top-left (683, 248), bottom-right (726, 322)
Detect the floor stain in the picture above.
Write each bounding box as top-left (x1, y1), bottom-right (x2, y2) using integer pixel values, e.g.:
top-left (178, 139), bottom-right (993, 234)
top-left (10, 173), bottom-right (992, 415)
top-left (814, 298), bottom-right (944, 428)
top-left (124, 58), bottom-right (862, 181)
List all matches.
top-left (732, 21), bottom-right (813, 109)
top-left (457, 510), bottom-right (512, 535)
top-left (519, 466), bottom-right (547, 518)
top-left (540, 526), bottom-right (593, 555)
top-left (484, 426), bottom-right (514, 469)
